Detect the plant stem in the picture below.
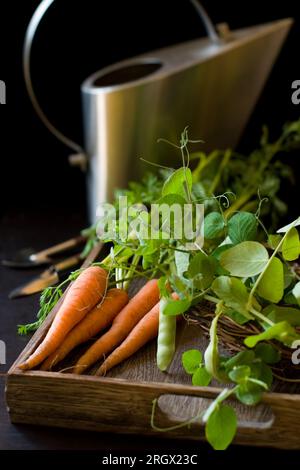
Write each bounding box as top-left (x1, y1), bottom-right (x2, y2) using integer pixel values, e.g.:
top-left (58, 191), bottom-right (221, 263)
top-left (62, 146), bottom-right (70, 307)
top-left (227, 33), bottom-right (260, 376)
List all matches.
top-left (249, 307), bottom-right (274, 327)
top-left (209, 149), bottom-right (232, 195)
top-left (123, 255), bottom-right (141, 291)
top-left (202, 386), bottom-right (238, 422)
top-left (248, 378), bottom-right (268, 390)
top-left (151, 398), bottom-right (204, 432)
top-left (204, 294), bottom-right (220, 304)
top-left (224, 191), bottom-right (255, 218)
top-left (192, 150), bottom-right (220, 182)
top-left (115, 268), bottom-right (123, 290)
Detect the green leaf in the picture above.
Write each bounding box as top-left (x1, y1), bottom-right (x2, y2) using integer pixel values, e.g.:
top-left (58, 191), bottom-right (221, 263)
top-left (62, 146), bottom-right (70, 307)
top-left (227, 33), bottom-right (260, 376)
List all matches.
top-left (188, 252), bottom-right (216, 290)
top-left (212, 244), bottom-right (233, 275)
top-left (283, 264), bottom-right (294, 289)
top-left (212, 276), bottom-right (253, 319)
top-left (263, 304), bottom-right (300, 326)
top-left (254, 343), bottom-right (281, 364)
top-left (258, 363), bottom-right (273, 388)
top-left (244, 321), bottom-right (300, 348)
top-left (212, 244), bottom-right (233, 260)
top-left (205, 405), bottom-right (237, 450)
top-left (157, 276), bottom-right (169, 297)
top-left (235, 382), bottom-right (262, 406)
top-left (224, 309), bottom-right (250, 325)
top-left (175, 249), bottom-right (190, 277)
top-left (204, 212), bottom-right (225, 239)
top-left (170, 274), bottom-right (191, 294)
top-left (157, 194), bottom-right (187, 206)
top-left (163, 297), bottom-right (191, 316)
top-left (227, 212), bottom-right (257, 244)
top-left (182, 349), bottom-right (202, 374)
top-left (284, 290), bottom-right (298, 305)
top-left (250, 362), bottom-right (273, 388)
top-left (256, 257), bottom-right (284, 303)
top-left (192, 366), bottom-right (212, 386)
top-left (268, 234), bottom-right (282, 250)
top-left (292, 282), bottom-right (300, 306)
top-left (162, 167), bottom-right (192, 200)
top-left (277, 216), bottom-right (300, 233)
top-left (229, 365), bottom-right (251, 383)
top-left (282, 227), bottom-right (300, 261)
top-left (220, 242), bottom-right (269, 277)
top-left (224, 350), bottom-right (255, 371)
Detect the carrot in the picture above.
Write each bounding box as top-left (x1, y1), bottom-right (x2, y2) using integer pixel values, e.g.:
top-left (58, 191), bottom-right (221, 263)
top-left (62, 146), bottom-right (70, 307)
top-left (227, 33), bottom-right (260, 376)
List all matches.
top-left (73, 279), bottom-right (159, 374)
top-left (40, 288), bottom-right (128, 371)
top-left (19, 266), bottom-right (108, 370)
top-left (96, 301), bottom-right (159, 375)
top-left (96, 293), bottom-right (179, 375)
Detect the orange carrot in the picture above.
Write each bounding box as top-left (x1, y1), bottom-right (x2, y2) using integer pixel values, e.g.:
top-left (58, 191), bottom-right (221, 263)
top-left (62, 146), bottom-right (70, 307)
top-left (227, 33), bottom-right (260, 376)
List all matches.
top-left (40, 288), bottom-right (128, 371)
top-left (19, 266), bottom-right (108, 370)
top-left (96, 302), bottom-right (160, 375)
top-left (96, 293), bottom-right (179, 375)
top-left (73, 279), bottom-right (159, 374)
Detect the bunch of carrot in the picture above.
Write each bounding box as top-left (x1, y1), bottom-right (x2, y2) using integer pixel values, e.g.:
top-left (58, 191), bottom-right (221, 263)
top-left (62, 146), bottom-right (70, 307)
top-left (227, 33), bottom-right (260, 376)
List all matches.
top-left (19, 266), bottom-right (165, 375)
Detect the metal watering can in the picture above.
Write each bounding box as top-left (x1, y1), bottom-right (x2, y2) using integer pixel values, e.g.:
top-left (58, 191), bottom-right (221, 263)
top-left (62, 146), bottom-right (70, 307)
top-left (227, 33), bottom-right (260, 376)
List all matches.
top-left (24, 0), bottom-right (292, 222)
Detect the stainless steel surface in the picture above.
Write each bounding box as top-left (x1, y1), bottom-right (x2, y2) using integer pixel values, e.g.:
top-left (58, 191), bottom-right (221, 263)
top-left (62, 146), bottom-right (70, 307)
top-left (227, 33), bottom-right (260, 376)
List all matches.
top-left (2, 236), bottom-right (86, 268)
top-left (23, 2), bottom-right (292, 224)
top-left (8, 254), bottom-right (82, 299)
top-left (189, 0), bottom-right (220, 43)
top-left (82, 19), bottom-right (292, 221)
top-left (23, 0), bottom-right (218, 155)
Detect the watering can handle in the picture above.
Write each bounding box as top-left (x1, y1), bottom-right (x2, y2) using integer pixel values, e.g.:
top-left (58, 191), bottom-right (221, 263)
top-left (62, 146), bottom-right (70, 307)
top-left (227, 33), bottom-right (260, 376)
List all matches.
top-left (23, 0), bottom-right (219, 157)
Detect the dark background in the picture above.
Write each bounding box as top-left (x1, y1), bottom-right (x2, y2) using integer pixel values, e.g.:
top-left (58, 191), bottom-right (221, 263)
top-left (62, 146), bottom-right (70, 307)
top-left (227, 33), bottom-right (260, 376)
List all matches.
top-left (0, 0), bottom-right (299, 217)
top-left (0, 0), bottom-right (300, 456)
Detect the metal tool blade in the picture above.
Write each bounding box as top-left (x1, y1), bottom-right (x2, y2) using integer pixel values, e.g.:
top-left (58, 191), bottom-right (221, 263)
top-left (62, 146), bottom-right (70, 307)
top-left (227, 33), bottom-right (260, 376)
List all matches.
top-left (8, 268), bottom-right (59, 299)
top-left (2, 248), bottom-right (50, 268)
top-left (8, 254), bottom-right (82, 299)
top-left (2, 235), bottom-right (86, 268)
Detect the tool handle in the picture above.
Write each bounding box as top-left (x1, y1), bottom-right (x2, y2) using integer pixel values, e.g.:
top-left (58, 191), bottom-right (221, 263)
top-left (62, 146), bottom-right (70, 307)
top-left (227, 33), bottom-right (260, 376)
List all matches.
top-left (31, 236), bottom-right (86, 263)
top-left (23, 0), bottom-right (219, 155)
top-left (53, 254), bottom-right (82, 273)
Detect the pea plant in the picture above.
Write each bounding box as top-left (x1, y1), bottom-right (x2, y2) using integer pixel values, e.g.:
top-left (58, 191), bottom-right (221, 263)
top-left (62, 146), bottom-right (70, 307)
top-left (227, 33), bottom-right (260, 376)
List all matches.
top-left (88, 128), bottom-right (299, 448)
top-left (148, 206), bottom-right (300, 449)
top-left (19, 120), bottom-right (300, 449)
top-left (99, 126), bottom-right (300, 449)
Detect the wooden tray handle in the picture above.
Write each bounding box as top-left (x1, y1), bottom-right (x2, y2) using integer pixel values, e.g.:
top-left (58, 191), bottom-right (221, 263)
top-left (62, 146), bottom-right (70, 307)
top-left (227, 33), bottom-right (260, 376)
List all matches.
top-left (128, 382), bottom-right (300, 447)
top-left (148, 386), bottom-right (273, 432)
top-left (6, 373), bottom-right (300, 448)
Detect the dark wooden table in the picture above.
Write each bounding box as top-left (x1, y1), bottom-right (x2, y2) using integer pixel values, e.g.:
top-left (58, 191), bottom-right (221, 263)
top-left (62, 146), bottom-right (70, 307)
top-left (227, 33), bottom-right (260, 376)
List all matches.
top-left (1, 209), bottom-right (300, 460)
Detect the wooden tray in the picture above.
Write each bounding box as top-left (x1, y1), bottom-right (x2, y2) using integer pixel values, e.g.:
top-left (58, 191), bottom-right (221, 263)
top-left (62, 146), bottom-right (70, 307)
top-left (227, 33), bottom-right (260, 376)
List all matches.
top-left (6, 247), bottom-right (300, 449)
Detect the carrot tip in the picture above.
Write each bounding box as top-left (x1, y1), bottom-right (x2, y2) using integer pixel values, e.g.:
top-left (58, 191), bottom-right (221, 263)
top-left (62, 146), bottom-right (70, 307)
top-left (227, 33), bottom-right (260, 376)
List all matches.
top-left (72, 365), bottom-right (85, 375)
top-left (95, 367), bottom-right (104, 376)
top-left (18, 362), bottom-right (29, 370)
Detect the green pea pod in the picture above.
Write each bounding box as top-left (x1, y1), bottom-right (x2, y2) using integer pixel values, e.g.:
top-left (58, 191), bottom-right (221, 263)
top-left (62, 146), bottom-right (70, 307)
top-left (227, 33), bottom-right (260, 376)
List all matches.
top-left (204, 306), bottom-right (225, 381)
top-left (157, 298), bottom-right (177, 371)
